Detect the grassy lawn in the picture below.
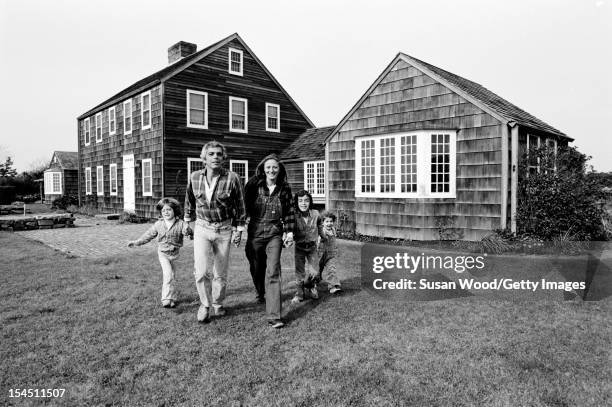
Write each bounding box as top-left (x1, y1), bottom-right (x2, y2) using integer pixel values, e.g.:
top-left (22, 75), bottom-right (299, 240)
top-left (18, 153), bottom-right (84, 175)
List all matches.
top-left (1, 232), bottom-right (611, 406)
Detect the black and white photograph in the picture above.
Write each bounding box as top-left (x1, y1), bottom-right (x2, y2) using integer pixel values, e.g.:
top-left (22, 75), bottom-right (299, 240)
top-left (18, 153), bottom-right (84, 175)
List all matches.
top-left (1, 0), bottom-right (611, 405)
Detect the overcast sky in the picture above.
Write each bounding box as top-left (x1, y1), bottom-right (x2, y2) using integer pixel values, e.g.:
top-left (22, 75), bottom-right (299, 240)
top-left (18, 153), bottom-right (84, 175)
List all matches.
top-left (1, 0), bottom-right (610, 172)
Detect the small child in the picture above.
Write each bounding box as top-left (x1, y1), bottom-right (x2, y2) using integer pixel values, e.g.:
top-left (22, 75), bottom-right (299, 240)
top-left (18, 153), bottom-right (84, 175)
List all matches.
top-left (127, 198), bottom-right (186, 308)
top-left (291, 190), bottom-right (324, 303)
top-left (318, 211), bottom-right (342, 294)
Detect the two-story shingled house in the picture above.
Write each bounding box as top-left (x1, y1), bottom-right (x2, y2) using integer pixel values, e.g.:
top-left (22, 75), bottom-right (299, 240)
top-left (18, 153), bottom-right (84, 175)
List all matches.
top-left (77, 33), bottom-right (313, 218)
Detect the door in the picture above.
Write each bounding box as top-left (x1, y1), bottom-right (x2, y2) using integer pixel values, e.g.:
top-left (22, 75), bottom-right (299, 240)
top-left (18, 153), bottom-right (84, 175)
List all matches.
top-left (122, 154), bottom-right (135, 212)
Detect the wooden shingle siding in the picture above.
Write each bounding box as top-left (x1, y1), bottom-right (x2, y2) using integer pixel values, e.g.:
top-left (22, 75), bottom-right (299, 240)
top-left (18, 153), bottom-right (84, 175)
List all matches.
top-left (284, 161), bottom-right (304, 195)
top-left (63, 169), bottom-right (78, 197)
top-left (328, 59), bottom-right (504, 241)
top-left (78, 85), bottom-right (163, 218)
top-left (162, 39), bottom-right (311, 203)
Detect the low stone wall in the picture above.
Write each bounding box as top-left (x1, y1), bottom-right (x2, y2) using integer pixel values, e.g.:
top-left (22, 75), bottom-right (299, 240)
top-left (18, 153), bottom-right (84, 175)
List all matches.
top-left (0, 214), bottom-right (75, 232)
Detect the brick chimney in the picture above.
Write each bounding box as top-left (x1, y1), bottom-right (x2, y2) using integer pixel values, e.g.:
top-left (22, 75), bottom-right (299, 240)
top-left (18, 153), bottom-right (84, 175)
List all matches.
top-left (168, 41), bottom-right (197, 64)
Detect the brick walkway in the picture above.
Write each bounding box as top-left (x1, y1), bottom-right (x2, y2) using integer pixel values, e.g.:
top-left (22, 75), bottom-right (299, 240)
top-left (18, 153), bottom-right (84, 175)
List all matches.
top-left (16, 219), bottom-right (193, 258)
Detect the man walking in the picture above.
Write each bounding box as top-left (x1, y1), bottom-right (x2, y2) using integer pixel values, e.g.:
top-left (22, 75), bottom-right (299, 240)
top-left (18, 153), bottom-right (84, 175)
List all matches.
top-left (183, 141), bottom-right (246, 323)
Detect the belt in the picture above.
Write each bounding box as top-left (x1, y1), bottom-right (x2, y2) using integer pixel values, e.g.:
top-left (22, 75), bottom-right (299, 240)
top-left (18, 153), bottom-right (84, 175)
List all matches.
top-left (196, 218), bottom-right (232, 230)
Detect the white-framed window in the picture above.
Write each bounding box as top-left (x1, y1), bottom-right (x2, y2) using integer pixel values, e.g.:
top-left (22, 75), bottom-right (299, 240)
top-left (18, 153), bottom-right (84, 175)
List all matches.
top-left (355, 131), bottom-right (456, 198)
top-left (187, 157), bottom-right (204, 180)
top-left (123, 100), bottom-right (132, 135)
top-left (228, 47), bottom-right (243, 76)
top-left (142, 158), bottom-right (152, 197)
top-left (141, 91), bottom-right (151, 130)
top-left (304, 161), bottom-right (325, 197)
top-left (187, 90), bottom-right (208, 129)
top-left (265, 103), bottom-right (280, 132)
top-left (44, 172), bottom-right (62, 194)
top-left (109, 163), bottom-right (118, 196)
top-left (525, 134), bottom-right (557, 175)
top-left (95, 113), bottom-right (102, 142)
top-left (545, 138), bottom-right (558, 173)
top-left (230, 160), bottom-right (248, 185)
top-left (96, 166), bottom-right (104, 196)
top-left (85, 167), bottom-right (92, 195)
top-left (229, 97), bottom-right (248, 133)
top-left (109, 107), bottom-right (116, 135)
top-left (84, 118), bottom-right (91, 146)
top-left (526, 133), bottom-right (540, 175)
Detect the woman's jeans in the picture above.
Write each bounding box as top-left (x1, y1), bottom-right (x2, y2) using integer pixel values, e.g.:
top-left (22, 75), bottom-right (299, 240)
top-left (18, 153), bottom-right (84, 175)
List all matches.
top-left (246, 232), bottom-right (283, 321)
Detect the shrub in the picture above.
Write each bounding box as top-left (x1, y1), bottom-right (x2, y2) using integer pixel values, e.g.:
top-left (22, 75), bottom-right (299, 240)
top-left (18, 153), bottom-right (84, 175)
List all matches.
top-left (52, 194), bottom-right (79, 210)
top-left (20, 193), bottom-right (41, 203)
top-left (66, 205), bottom-right (79, 214)
top-left (77, 204), bottom-right (99, 217)
top-left (118, 211), bottom-right (148, 224)
top-left (480, 233), bottom-right (511, 254)
top-left (517, 145), bottom-right (608, 241)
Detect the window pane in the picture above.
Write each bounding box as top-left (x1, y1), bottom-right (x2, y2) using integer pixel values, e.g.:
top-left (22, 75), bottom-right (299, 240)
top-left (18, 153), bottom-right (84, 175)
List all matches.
top-left (317, 162), bottom-right (325, 195)
top-left (232, 100), bottom-right (245, 115)
top-left (190, 109), bottom-right (205, 125)
top-left (380, 138), bottom-right (395, 193)
top-left (191, 94), bottom-right (204, 110)
top-left (431, 134), bottom-right (451, 194)
top-left (361, 139), bottom-right (375, 193)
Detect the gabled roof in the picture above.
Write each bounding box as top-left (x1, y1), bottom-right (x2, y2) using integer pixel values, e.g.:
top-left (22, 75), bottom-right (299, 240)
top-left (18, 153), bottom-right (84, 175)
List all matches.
top-left (280, 126), bottom-right (335, 162)
top-left (78, 33), bottom-right (313, 127)
top-left (327, 52), bottom-right (570, 142)
top-left (48, 151), bottom-right (78, 170)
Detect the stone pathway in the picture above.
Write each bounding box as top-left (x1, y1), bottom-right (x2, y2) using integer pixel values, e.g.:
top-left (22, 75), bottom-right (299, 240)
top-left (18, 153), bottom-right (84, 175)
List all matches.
top-left (16, 217), bottom-right (193, 258)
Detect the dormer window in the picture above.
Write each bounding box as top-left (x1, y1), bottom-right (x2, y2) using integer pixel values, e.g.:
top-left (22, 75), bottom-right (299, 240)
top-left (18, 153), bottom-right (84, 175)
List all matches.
top-left (228, 48), bottom-right (243, 76)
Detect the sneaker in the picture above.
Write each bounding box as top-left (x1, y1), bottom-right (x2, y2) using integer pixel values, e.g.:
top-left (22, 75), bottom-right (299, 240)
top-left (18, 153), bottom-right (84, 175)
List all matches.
top-left (268, 320), bottom-right (285, 329)
top-left (256, 295), bottom-right (265, 304)
top-left (197, 305), bottom-right (210, 323)
top-left (309, 287), bottom-right (319, 299)
top-left (291, 293), bottom-right (304, 304)
top-left (214, 306), bottom-right (226, 317)
top-left (162, 301), bottom-right (172, 308)
top-left (169, 300), bottom-right (177, 308)
top-left (330, 286), bottom-right (342, 294)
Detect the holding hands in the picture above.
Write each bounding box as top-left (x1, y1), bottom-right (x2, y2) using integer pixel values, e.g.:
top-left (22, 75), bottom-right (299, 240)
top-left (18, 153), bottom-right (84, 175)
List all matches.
top-left (182, 222), bottom-right (194, 240)
top-left (283, 232), bottom-right (294, 247)
top-left (232, 230), bottom-right (242, 247)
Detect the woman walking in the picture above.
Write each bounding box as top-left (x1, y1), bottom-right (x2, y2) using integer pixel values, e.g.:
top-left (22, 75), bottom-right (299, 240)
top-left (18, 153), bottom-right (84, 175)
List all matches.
top-left (244, 154), bottom-right (295, 328)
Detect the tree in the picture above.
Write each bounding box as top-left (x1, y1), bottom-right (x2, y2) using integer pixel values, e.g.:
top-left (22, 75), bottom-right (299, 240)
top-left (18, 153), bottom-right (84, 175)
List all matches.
top-left (0, 156), bottom-right (18, 177)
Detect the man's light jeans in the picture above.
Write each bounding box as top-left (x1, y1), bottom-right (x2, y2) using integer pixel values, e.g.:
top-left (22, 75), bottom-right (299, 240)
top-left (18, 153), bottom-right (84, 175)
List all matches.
top-left (193, 220), bottom-right (232, 310)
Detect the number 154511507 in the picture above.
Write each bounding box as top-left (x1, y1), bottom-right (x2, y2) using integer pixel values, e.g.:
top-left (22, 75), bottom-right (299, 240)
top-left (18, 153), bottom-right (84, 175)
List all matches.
top-left (9, 388), bottom-right (65, 398)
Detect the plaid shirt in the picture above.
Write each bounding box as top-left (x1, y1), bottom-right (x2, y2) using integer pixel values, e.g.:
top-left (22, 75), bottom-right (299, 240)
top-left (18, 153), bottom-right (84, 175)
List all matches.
top-left (184, 167), bottom-right (246, 228)
top-left (245, 178), bottom-right (295, 234)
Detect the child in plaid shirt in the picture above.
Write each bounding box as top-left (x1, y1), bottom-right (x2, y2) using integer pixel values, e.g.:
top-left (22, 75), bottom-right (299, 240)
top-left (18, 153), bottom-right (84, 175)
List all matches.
top-left (291, 190), bottom-right (324, 303)
top-left (128, 198), bottom-right (187, 308)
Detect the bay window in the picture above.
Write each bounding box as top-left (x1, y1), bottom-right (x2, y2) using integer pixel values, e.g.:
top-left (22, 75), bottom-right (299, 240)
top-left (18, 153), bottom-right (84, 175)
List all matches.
top-left (355, 131), bottom-right (456, 198)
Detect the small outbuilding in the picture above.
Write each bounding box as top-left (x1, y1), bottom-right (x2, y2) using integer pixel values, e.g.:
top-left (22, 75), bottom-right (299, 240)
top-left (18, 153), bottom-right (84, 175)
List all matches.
top-left (43, 151), bottom-right (78, 203)
top-left (321, 53), bottom-right (572, 240)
